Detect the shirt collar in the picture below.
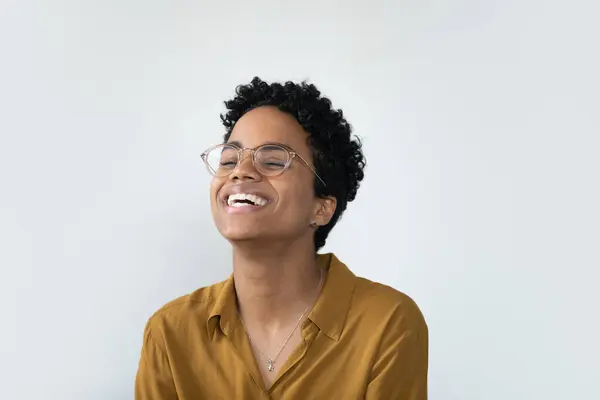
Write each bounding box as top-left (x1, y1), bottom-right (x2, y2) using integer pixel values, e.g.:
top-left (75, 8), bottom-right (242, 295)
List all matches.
top-left (206, 253), bottom-right (356, 342)
top-left (308, 253), bottom-right (356, 341)
top-left (206, 275), bottom-right (237, 339)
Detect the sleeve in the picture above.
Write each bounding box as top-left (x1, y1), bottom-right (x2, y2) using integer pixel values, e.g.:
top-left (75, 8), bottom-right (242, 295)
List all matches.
top-left (135, 319), bottom-right (178, 400)
top-left (365, 299), bottom-right (429, 400)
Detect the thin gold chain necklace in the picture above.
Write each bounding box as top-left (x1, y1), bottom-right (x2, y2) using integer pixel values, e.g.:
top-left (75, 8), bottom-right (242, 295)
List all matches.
top-left (237, 268), bottom-right (324, 372)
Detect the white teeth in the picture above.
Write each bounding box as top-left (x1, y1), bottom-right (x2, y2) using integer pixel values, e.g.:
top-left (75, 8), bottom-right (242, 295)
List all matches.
top-left (227, 193), bottom-right (268, 207)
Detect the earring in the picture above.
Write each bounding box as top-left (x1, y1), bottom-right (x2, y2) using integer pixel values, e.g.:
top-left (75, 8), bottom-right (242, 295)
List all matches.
top-left (310, 220), bottom-right (318, 228)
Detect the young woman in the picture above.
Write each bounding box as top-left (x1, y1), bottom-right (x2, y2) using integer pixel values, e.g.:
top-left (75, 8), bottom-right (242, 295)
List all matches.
top-left (135, 77), bottom-right (428, 399)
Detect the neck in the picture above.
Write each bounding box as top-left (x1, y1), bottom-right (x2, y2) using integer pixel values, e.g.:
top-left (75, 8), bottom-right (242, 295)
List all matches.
top-left (232, 237), bottom-right (322, 330)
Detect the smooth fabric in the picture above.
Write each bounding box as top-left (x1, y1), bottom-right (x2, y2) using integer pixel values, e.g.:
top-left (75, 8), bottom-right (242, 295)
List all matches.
top-left (135, 253), bottom-right (428, 399)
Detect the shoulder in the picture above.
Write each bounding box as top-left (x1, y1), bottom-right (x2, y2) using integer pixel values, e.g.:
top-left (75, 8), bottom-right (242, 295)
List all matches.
top-left (145, 279), bottom-right (228, 334)
top-left (352, 277), bottom-right (428, 333)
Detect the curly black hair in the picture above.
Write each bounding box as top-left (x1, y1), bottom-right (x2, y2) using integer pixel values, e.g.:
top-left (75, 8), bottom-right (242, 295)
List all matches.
top-left (220, 77), bottom-right (366, 251)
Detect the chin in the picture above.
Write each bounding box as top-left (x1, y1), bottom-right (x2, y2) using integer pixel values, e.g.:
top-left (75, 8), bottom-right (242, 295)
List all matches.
top-left (219, 225), bottom-right (293, 247)
top-left (217, 225), bottom-right (264, 242)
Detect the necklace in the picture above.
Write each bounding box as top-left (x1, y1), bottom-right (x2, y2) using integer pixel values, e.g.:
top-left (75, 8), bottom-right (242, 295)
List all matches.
top-left (237, 267), bottom-right (324, 373)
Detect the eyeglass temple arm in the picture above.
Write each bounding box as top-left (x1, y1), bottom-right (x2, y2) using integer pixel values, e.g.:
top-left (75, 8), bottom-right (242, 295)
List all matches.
top-left (293, 153), bottom-right (327, 188)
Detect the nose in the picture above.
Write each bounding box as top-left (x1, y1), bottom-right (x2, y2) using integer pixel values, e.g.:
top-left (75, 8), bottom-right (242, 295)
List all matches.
top-left (229, 150), bottom-right (261, 182)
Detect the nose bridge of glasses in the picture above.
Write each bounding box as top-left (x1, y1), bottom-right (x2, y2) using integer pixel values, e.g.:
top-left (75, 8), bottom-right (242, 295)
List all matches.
top-left (237, 147), bottom-right (255, 164)
top-left (231, 148), bottom-right (259, 174)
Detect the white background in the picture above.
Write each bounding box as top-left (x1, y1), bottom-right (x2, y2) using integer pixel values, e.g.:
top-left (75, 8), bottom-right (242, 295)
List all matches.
top-left (1, 0), bottom-right (599, 399)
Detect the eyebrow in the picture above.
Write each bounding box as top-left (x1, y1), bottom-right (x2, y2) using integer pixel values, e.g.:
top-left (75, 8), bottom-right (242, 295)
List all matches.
top-left (226, 140), bottom-right (293, 150)
top-left (226, 140), bottom-right (243, 148)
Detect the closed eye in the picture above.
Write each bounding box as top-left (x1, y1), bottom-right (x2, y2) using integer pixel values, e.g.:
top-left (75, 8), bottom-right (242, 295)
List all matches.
top-left (264, 161), bottom-right (285, 167)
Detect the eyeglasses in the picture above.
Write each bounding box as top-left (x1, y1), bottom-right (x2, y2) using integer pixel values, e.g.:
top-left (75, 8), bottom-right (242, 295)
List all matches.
top-left (200, 143), bottom-right (327, 187)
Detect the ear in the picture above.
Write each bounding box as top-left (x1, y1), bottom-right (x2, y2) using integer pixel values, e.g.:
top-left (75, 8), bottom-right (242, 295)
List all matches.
top-left (312, 196), bottom-right (337, 227)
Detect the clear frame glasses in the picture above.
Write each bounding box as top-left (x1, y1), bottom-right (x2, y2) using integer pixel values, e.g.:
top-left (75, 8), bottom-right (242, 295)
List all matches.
top-left (200, 143), bottom-right (327, 187)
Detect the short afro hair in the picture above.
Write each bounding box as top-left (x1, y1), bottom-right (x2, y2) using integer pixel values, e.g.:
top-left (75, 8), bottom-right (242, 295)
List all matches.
top-left (220, 77), bottom-right (366, 251)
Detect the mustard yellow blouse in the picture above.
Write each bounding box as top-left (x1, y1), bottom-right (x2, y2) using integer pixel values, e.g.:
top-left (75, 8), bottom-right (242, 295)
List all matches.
top-left (135, 253), bottom-right (428, 399)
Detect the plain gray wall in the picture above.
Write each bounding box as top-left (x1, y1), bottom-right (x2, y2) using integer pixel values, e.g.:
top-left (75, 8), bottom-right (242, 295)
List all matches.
top-left (1, 0), bottom-right (598, 399)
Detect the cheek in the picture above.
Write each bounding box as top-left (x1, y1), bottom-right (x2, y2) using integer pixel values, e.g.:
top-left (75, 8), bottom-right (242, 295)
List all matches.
top-left (209, 179), bottom-right (224, 206)
top-left (274, 179), bottom-right (315, 215)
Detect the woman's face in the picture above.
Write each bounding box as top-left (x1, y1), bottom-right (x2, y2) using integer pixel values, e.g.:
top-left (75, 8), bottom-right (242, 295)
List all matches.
top-left (210, 106), bottom-right (335, 244)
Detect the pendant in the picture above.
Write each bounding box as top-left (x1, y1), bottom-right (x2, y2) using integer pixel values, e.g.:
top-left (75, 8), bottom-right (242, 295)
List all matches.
top-left (267, 359), bottom-right (275, 372)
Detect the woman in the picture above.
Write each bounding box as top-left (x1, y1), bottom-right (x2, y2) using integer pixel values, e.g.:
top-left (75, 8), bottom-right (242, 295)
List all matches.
top-left (135, 77), bottom-right (428, 399)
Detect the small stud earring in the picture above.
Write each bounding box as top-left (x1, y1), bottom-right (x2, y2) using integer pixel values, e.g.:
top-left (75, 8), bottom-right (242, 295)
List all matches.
top-left (310, 220), bottom-right (318, 227)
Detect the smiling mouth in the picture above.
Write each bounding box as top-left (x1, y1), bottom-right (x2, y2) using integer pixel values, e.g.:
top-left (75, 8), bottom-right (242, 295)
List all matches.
top-left (226, 193), bottom-right (269, 208)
